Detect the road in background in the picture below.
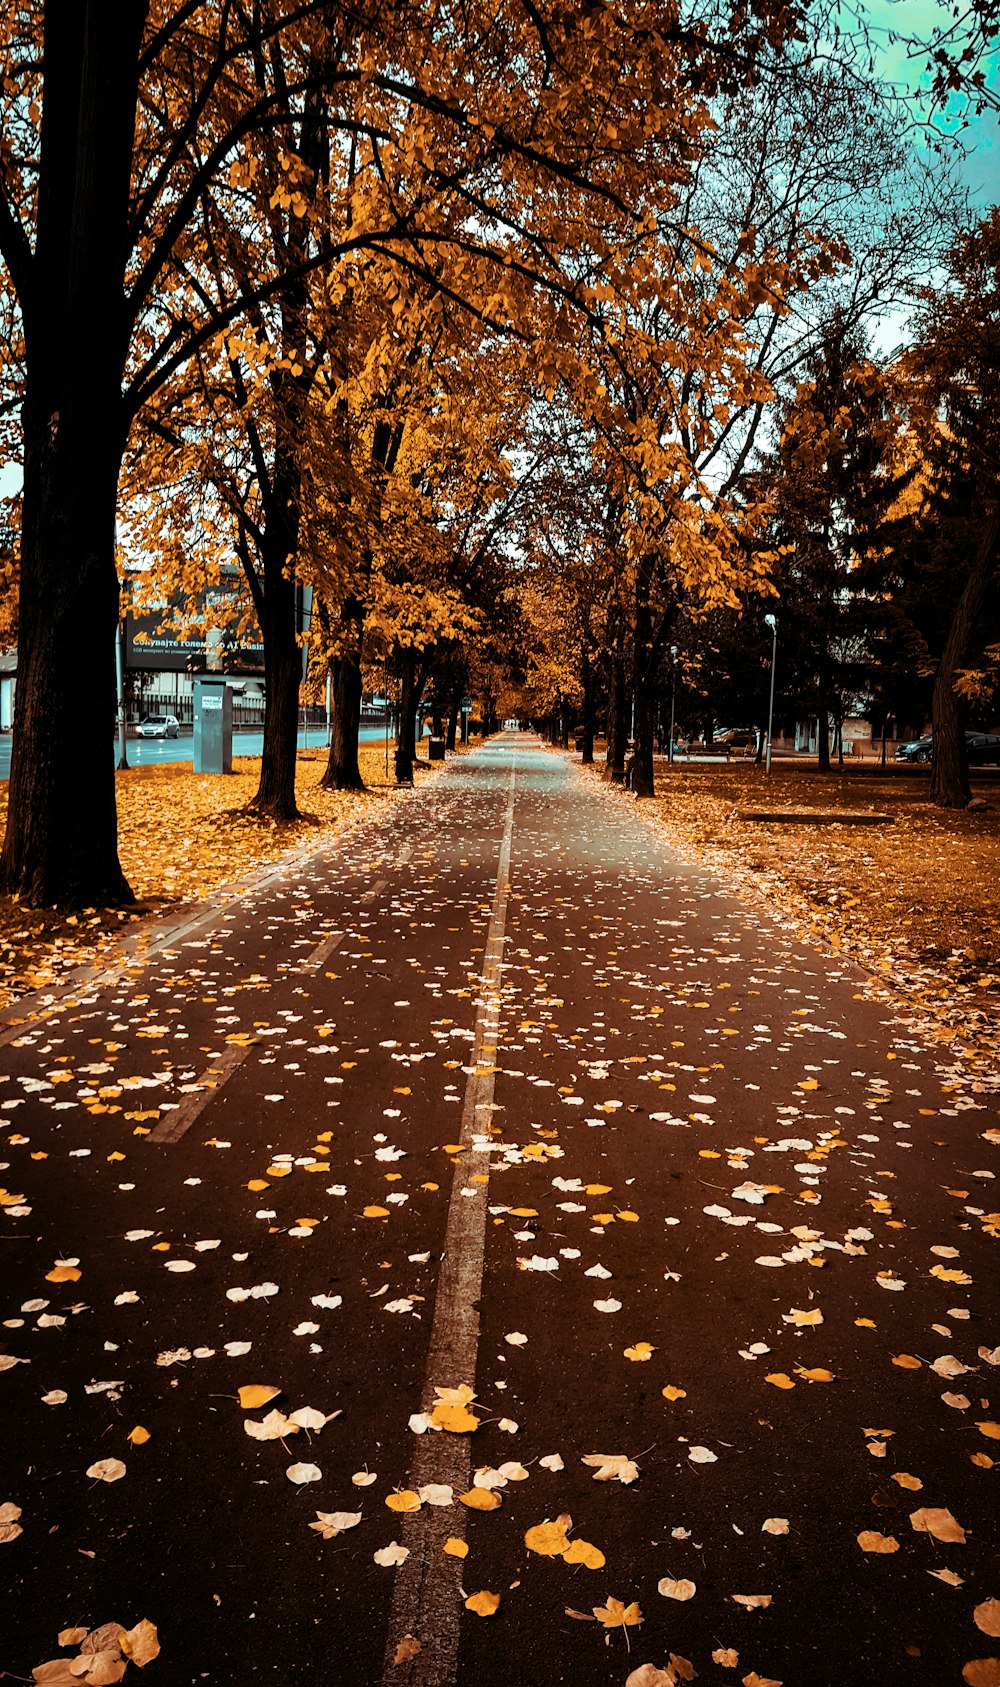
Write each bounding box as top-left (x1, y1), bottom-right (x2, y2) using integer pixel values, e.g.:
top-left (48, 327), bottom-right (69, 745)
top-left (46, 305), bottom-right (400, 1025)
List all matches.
top-left (1, 737), bottom-right (996, 1686)
top-left (0, 723), bottom-right (389, 780)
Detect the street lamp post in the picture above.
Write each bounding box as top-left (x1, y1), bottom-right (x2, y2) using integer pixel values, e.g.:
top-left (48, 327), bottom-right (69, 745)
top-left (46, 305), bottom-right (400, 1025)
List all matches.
top-left (115, 619), bottom-right (129, 771)
top-left (764, 613), bottom-right (778, 775)
top-left (668, 644), bottom-right (679, 764)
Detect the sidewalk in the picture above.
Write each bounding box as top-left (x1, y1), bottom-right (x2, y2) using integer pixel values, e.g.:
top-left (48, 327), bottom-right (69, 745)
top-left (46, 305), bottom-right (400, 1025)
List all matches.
top-left (2, 736), bottom-right (997, 1687)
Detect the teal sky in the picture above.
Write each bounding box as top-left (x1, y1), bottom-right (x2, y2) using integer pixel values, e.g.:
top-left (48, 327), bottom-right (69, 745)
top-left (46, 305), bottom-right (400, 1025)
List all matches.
top-left (860, 0), bottom-right (999, 206)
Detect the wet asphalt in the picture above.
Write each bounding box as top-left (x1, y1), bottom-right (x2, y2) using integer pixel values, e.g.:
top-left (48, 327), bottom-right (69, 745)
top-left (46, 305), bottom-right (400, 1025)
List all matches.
top-left (0, 736), bottom-right (997, 1687)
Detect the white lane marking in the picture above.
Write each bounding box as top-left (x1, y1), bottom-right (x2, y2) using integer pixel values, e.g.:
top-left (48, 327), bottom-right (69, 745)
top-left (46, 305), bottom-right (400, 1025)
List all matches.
top-left (381, 759), bottom-right (516, 1686)
top-left (148, 877), bottom-right (391, 1142)
top-left (301, 878), bottom-right (387, 973)
top-left (145, 1040), bottom-right (259, 1144)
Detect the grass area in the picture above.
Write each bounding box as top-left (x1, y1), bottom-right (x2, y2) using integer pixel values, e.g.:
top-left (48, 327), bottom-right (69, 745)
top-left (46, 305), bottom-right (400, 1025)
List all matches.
top-left (621, 755), bottom-right (1000, 1059)
top-left (0, 741), bottom-right (429, 1006)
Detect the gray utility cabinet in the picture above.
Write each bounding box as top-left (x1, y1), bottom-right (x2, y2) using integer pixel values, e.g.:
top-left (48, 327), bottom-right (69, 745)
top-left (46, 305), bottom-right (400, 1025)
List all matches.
top-left (193, 677), bottom-right (233, 774)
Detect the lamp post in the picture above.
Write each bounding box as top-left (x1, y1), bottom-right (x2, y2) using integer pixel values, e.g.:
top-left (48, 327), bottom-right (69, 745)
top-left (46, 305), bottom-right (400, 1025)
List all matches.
top-left (668, 644), bottom-right (679, 764)
top-left (764, 613), bottom-right (777, 775)
top-left (115, 618), bottom-right (129, 771)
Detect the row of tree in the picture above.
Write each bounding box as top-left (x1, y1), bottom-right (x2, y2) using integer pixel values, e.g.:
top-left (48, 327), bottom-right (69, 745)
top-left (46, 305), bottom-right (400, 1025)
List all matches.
top-left (0, 2), bottom-right (996, 906)
top-left (514, 211), bottom-right (999, 808)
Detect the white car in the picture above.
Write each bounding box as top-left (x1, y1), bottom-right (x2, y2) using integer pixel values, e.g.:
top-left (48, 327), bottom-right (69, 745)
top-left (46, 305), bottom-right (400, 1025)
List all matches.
top-left (138, 713), bottom-right (180, 739)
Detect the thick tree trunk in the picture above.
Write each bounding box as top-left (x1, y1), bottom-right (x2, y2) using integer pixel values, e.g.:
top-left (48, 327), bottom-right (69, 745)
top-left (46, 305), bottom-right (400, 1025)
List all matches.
top-left (395, 651), bottom-right (417, 783)
top-left (605, 653), bottom-right (627, 782)
top-left (0, 1), bottom-right (148, 906)
top-left (2, 399), bottom-right (132, 905)
top-left (580, 648), bottom-right (595, 764)
top-left (321, 650), bottom-right (364, 790)
top-left (931, 508), bottom-right (999, 807)
top-left (632, 675), bottom-right (656, 797)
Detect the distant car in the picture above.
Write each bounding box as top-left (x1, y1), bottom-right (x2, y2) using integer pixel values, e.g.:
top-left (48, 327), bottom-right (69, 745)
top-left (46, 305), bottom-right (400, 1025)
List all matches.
top-left (715, 728), bottom-right (758, 750)
top-left (968, 732), bottom-right (1000, 766)
top-left (894, 730), bottom-right (979, 764)
top-left (138, 713), bottom-right (179, 739)
top-left (894, 734), bottom-right (933, 763)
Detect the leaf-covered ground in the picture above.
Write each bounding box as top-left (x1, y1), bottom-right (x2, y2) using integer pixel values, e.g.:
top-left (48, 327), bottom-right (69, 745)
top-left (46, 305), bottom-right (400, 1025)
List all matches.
top-left (2, 735), bottom-right (998, 1686)
top-left (627, 758), bottom-right (1000, 1069)
top-left (0, 745), bottom-right (423, 1007)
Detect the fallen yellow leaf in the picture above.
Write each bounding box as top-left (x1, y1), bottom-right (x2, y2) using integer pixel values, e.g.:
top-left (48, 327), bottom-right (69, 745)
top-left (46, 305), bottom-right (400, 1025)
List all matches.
top-left (465, 1590), bottom-right (500, 1617)
top-left (525, 1518), bottom-right (572, 1555)
top-left (386, 1490), bottom-right (422, 1513)
top-left (593, 1597), bottom-right (643, 1631)
top-left (562, 1538), bottom-right (606, 1569)
top-left (858, 1531), bottom-right (900, 1554)
top-left (238, 1385), bottom-right (281, 1411)
top-left (430, 1402), bottom-right (481, 1433)
top-left (459, 1488), bottom-right (501, 1511)
top-left (910, 1507), bottom-right (966, 1543)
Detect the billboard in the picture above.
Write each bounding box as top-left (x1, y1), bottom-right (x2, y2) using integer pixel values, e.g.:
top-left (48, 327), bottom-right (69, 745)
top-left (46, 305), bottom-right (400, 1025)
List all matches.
top-left (125, 601), bottom-right (264, 674)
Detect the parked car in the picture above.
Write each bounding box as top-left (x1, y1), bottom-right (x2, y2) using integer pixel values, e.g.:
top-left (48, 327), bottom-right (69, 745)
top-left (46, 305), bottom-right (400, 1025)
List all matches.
top-left (968, 732), bottom-right (1000, 766)
top-left (715, 728), bottom-right (758, 750)
top-left (138, 713), bottom-right (180, 739)
top-left (894, 730), bottom-right (979, 764)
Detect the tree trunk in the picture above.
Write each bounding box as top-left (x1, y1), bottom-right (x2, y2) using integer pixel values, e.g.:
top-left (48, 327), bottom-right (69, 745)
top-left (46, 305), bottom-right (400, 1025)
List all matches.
top-left (0, 1), bottom-right (148, 906)
top-left (931, 507), bottom-right (999, 807)
top-left (605, 653), bottom-right (627, 782)
top-left (2, 399), bottom-right (132, 905)
top-left (580, 648), bottom-right (595, 764)
top-left (249, 480), bottom-right (300, 818)
top-left (321, 650), bottom-right (364, 790)
top-left (631, 563), bottom-right (656, 798)
top-left (816, 698), bottom-right (831, 773)
top-left (632, 674), bottom-right (655, 797)
top-left (394, 651), bottom-right (417, 783)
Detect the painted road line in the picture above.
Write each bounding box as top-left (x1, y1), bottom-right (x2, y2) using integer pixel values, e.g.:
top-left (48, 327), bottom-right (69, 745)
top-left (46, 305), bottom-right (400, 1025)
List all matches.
top-left (380, 759), bottom-right (516, 1686)
top-left (146, 877), bottom-right (393, 1139)
top-left (302, 878), bottom-right (388, 972)
top-left (145, 1040), bottom-right (259, 1145)
top-left (301, 929), bottom-right (345, 973)
top-left (0, 843), bottom-right (394, 1046)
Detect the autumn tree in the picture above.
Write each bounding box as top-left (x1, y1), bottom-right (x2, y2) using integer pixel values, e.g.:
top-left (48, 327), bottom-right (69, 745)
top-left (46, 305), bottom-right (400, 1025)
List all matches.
top-left (0, 0), bottom-right (833, 904)
top-left (899, 208), bottom-right (1000, 806)
top-left (754, 317), bottom-right (910, 768)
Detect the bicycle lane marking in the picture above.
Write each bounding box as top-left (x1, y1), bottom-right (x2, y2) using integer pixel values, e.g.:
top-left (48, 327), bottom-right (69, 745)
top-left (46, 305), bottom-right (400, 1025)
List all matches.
top-left (145, 878), bottom-right (389, 1145)
top-left (380, 755), bottom-right (516, 1686)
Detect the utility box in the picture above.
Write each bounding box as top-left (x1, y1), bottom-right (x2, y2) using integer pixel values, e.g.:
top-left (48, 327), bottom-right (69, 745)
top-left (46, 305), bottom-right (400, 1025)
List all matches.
top-left (193, 677), bottom-right (233, 774)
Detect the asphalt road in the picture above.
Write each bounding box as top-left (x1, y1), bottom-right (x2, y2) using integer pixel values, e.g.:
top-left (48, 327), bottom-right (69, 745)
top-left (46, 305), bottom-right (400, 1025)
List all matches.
top-left (0, 724), bottom-right (389, 780)
top-left (1, 736), bottom-right (997, 1686)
